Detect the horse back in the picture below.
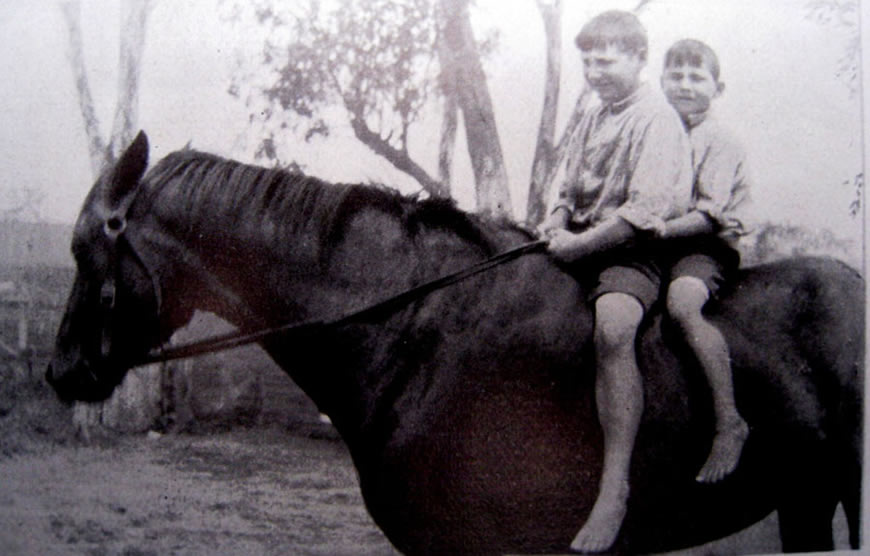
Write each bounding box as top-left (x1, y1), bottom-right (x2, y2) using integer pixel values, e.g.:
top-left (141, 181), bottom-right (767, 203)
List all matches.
top-left (639, 255), bottom-right (863, 431)
top-left (716, 256), bottom-right (863, 418)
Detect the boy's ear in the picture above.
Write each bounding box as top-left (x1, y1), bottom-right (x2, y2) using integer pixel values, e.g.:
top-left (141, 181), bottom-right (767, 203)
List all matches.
top-left (716, 81), bottom-right (726, 97)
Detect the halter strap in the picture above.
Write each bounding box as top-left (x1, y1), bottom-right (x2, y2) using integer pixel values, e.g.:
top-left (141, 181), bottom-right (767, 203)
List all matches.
top-left (97, 180), bottom-right (167, 361)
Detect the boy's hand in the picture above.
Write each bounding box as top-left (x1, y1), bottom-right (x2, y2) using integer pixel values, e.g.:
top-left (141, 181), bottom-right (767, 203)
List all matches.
top-left (536, 222), bottom-right (560, 239)
top-left (546, 229), bottom-right (588, 262)
top-left (536, 209), bottom-right (570, 239)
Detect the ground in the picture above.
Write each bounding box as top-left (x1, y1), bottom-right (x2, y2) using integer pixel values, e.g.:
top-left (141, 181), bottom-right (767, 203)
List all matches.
top-left (0, 377), bottom-right (851, 556)
top-left (0, 426), bottom-right (399, 556)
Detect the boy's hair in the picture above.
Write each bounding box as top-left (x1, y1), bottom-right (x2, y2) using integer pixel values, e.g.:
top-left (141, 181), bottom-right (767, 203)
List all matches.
top-left (664, 39), bottom-right (721, 81)
top-left (575, 10), bottom-right (647, 56)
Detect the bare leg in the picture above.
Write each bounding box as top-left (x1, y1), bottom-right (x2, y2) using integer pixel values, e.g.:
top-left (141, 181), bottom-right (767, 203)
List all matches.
top-left (570, 293), bottom-right (644, 553)
top-left (667, 277), bottom-right (748, 483)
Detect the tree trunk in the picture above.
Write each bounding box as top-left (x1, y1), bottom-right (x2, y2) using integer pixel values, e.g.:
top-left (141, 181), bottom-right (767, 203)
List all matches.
top-left (436, 6), bottom-right (459, 194)
top-left (439, 0), bottom-right (512, 217)
top-left (107, 0), bottom-right (152, 160)
top-left (527, 0), bottom-right (561, 225)
top-left (437, 90), bottom-right (458, 192)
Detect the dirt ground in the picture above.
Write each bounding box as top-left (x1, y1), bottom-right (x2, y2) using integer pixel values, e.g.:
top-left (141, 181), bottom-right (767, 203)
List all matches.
top-left (0, 379), bottom-right (851, 556)
top-left (0, 425), bottom-right (400, 556)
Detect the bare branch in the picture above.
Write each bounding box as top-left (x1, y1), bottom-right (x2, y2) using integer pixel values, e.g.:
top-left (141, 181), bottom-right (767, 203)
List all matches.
top-left (527, 0), bottom-right (561, 224)
top-left (633, 0), bottom-right (654, 13)
top-left (346, 106), bottom-right (447, 198)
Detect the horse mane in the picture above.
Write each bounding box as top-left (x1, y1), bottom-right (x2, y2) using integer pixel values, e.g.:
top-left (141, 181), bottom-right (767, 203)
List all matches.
top-left (141, 149), bottom-right (506, 258)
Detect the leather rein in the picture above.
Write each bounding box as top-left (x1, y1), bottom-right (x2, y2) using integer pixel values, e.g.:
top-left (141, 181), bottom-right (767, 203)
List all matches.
top-left (100, 209), bottom-right (547, 367)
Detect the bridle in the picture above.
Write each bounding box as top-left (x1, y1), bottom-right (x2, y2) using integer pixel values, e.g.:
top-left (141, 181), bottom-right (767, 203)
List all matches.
top-left (97, 206), bottom-right (547, 368)
top-left (98, 204), bottom-right (164, 362)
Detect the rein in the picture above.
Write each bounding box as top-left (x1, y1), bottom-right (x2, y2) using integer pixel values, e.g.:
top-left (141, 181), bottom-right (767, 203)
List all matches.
top-left (134, 239), bottom-right (548, 366)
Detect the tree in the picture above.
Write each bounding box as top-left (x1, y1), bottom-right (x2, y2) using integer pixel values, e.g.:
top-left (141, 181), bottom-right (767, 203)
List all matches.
top-left (804, 0), bottom-right (862, 217)
top-left (61, 0), bottom-right (153, 173)
top-left (437, 0), bottom-right (511, 215)
top-left (60, 0), bottom-right (157, 438)
top-left (227, 0), bottom-right (512, 215)
top-left (228, 0), bottom-right (446, 195)
top-left (804, 0), bottom-right (859, 98)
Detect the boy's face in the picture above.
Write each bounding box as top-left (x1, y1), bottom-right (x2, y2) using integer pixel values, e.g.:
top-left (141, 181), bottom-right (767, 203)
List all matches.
top-left (581, 44), bottom-right (646, 104)
top-left (661, 62), bottom-right (723, 118)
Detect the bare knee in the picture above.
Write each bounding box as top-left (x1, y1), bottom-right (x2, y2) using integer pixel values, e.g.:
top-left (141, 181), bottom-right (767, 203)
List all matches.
top-left (594, 293), bottom-right (644, 361)
top-left (666, 276), bottom-right (710, 328)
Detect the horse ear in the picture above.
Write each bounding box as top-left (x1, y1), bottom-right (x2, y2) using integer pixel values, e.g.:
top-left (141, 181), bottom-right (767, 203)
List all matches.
top-left (103, 131), bottom-right (149, 212)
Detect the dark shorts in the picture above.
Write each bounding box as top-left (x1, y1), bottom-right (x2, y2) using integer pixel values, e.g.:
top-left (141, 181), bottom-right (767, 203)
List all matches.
top-left (565, 245), bottom-right (664, 314)
top-left (666, 237), bottom-right (740, 298)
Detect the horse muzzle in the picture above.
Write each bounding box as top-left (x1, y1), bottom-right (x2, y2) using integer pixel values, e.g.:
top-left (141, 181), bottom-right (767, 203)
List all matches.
top-left (45, 358), bottom-right (118, 404)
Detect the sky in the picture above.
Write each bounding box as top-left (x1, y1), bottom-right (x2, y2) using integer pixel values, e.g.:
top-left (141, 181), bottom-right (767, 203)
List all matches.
top-left (0, 0), bottom-right (864, 251)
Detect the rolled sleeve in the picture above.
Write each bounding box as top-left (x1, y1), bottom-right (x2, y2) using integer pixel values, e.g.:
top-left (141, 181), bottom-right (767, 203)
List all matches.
top-left (694, 142), bottom-right (744, 223)
top-left (690, 121), bottom-right (752, 237)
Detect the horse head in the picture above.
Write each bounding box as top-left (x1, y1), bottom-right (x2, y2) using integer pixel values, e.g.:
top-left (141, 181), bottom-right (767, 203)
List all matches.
top-left (46, 131), bottom-right (167, 402)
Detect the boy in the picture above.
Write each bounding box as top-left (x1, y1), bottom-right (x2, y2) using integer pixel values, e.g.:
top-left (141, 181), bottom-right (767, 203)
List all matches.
top-left (659, 39), bottom-right (751, 483)
top-left (537, 11), bottom-right (692, 553)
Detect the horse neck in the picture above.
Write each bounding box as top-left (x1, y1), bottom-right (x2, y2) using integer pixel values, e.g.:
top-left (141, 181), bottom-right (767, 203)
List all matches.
top-left (144, 181), bottom-right (519, 447)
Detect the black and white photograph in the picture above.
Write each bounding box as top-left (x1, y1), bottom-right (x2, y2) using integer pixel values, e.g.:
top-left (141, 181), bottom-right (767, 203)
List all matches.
top-left (0, 1), bottom-right (864, 554)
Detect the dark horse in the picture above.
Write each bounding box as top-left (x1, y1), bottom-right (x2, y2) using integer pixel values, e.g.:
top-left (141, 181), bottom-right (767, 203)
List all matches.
top-left (47, 133), bottom-right (863, 555)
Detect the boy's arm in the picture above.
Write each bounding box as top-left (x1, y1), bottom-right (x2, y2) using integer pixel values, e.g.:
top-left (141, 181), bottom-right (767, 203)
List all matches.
top-left (660, 210), bottom-right (715, 239)
top-left (692, 126), bottom-right (751, 234)
top-left (548, 216), bottom-right (634, 262)
top-left (615, 111), bottom-right (693, 235)
top-left (537, 206), bottom-right (571, 237)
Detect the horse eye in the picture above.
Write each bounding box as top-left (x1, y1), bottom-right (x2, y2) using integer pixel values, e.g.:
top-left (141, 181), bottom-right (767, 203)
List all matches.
top-left (104, 217), bottom-right (126, 236)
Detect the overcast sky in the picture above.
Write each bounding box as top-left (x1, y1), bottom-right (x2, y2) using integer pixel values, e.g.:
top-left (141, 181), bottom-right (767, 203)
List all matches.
top-left (0, 0), bottom-right (864, 247)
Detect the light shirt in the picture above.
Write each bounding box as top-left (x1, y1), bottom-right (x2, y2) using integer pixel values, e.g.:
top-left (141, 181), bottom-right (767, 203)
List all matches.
top-left (556, 84), bottom-right (692, 235)
top-left (685, 111), bottom-right (752, 242)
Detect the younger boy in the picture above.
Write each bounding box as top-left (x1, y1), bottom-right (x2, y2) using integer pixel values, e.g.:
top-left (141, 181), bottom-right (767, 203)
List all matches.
top-left (659, 39), bottom-right (751, 483)
top-left (537, 11), bottom-right (692, 553)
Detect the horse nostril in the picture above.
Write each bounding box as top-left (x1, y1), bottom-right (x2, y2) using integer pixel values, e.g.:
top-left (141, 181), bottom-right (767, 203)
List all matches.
top-left (45, 364), bottom-right (55, 385)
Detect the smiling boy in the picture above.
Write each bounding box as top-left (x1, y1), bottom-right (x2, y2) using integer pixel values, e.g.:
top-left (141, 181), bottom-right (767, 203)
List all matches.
top-left (537, 10), bottom-right (692, 553)
top-left (659, 39), bottom-right (751, 483)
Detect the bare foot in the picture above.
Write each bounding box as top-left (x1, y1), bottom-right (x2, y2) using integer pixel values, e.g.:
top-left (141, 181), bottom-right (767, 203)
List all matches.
top-left (696, 417), bottom-right (749, 483)
top-left (569, 481), bottom-right (629, 553)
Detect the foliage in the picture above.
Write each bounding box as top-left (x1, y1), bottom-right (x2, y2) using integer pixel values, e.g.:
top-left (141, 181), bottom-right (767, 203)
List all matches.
top-left (804, 0), bottom-right (859, 97)
top-left (844, 172), bottom-right (863, 218)
top-left (228, 0), bottom-right (440, 163)
top-left (741, 221), bottom-right (860, 269)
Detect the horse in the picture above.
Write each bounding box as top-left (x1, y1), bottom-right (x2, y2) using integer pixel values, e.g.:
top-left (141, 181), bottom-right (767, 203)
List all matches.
top-left (47, 132), bottom-right (863, 555)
